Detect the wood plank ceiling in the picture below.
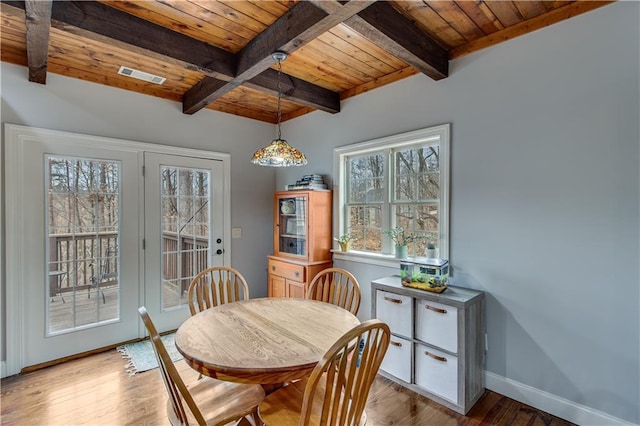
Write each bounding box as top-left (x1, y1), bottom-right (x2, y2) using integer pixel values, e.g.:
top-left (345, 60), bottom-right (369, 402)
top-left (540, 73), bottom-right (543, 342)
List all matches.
top-left (1, 0), bottom-right (612, 123)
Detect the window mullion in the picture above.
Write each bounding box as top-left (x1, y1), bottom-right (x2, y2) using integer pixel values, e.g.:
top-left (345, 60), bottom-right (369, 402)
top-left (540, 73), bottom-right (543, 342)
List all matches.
top-left (343, 156), bottom-right (350, 238)
top-left (383, 148), bottom-right (393, 254)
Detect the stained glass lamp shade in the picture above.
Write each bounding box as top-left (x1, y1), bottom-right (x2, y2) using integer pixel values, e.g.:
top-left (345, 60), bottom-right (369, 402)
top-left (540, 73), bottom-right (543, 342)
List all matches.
top-left (251, 52), bottom-right (307, 167)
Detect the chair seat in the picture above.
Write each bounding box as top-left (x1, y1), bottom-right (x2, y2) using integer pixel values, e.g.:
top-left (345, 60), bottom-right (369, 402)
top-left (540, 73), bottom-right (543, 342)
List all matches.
top-left (167, 376), bottom-right (265, 426)
top-left (258, 378), bottom-right (366, 426)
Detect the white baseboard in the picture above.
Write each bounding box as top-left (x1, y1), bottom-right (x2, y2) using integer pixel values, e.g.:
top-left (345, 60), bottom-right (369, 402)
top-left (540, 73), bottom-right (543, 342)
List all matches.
top-left (1, 360), bottom-right (7, 379)
top-left (485, 371), bottom-right (636, 426)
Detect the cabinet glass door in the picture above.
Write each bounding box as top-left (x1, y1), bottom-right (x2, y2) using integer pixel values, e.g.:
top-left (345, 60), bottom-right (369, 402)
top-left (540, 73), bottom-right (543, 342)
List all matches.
top-left (278, 195), bottom-right (307, 257)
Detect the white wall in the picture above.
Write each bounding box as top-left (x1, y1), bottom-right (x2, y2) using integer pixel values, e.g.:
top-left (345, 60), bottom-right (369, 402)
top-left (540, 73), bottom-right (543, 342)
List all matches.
top-left (1, 62), bottom-right (277, 362)
top-left (278, 3), bottom-right (640, 424)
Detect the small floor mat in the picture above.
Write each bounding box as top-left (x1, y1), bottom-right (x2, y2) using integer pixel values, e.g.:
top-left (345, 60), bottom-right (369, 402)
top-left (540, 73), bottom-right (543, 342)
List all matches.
top-left (116, 333), bottom-right (183, 375)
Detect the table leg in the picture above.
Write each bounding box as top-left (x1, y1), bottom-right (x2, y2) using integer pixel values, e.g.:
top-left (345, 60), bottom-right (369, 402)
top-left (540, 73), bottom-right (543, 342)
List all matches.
top-left (260, 383), bottom-right (285, 395)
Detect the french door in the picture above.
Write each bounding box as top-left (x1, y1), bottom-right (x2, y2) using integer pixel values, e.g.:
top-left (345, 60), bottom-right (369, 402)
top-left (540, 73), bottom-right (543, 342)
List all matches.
top-left (4, 125), bottom-right (228, 373)
top-left (143, 152), bottom-right (225, 331)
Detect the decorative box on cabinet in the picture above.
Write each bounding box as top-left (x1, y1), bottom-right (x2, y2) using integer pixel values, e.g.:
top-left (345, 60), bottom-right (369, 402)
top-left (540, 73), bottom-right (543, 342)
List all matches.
top-left (268, 190), bottom-right (332, 298)
top-left (371, 276), bottom-right (485, 415)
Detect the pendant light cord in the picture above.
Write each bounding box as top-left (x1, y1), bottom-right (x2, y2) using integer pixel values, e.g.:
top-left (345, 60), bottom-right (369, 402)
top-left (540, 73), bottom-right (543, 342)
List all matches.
top-left (276, 57), bottom-right (283, 140)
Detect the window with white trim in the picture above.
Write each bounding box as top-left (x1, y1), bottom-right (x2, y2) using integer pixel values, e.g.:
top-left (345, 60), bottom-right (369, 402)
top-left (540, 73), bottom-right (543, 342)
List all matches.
top-left (334, 124), bottom-right (450, 259)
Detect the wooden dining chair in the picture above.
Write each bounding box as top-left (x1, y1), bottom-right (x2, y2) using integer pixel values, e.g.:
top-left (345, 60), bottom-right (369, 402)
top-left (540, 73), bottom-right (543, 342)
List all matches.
top-left (138, 307), bottom-right (265, 426)
top-left (187, 266), bottom-right (250, 315)
top-left (307, 268), bottom-right (361, 315)
top-left (257, 319), bottom-right (391, 426)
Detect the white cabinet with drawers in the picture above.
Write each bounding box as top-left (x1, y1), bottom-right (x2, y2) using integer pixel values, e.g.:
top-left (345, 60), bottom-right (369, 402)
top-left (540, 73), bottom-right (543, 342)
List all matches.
top-left (372, 276), bottom-right (485, 414)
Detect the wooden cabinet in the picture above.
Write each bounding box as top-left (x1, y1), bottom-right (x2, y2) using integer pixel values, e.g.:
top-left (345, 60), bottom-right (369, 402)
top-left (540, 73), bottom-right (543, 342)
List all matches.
top-left (272, 190), bottom-right (332, 261)
top-left (268, 190), bottom-right (332, 298)
top-left (372, 276), bottom-right (485, 415)
top-left (267, 257), bottom-right (331, 298)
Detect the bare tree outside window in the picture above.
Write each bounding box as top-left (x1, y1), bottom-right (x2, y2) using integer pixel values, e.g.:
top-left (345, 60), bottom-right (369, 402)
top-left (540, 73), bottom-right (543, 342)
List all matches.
top-left (347, 153), bottom-right (384, 252)
top-left (160, 166), bottom-right (210, 310)
top-left (337, 124), bottom-right (450, 259)
top-left (47, 156), bottom-right (120, 332)
top-left (47, 159), bottom-right (213, 327)
top-left (394, 145), bottom-right (440, 256)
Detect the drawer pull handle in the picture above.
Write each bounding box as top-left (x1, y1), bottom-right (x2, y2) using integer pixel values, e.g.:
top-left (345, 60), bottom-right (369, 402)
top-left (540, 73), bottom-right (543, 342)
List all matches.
top-left (425, 305), bottom-right (447, 314)
top-left (390, 341), bottom-right (403, 347)
top-left (384, 296), bottom-right (403, 304)
top-left (295, 271), bottom-right (300, 277)
top-left (424, 351), bottom-right (447, 362)
top-left (271, 266), bottom-right (275, 271)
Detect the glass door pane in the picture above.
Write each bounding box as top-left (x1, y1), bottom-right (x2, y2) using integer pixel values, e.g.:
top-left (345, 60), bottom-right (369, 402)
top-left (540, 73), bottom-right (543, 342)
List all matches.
top-left (46, 156), bottom-right (121, 334)
top-left (160, 166), bottom-right (210, 310)
top-left (278, 196), bottom-right (307, 257)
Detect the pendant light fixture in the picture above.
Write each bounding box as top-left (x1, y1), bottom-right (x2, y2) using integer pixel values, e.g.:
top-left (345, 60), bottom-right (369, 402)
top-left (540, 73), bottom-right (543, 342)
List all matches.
top-left (251, 52), bottom-right (308, 167)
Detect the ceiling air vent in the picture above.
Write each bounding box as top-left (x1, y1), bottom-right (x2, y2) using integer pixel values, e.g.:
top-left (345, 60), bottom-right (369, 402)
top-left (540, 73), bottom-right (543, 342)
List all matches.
top-left (118, 66), bottom-right (166, 85)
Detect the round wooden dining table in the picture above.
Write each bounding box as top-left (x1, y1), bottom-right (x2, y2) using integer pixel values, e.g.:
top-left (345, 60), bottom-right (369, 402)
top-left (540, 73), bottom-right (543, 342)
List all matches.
top-left (175, 297), bottom-right (361, 385)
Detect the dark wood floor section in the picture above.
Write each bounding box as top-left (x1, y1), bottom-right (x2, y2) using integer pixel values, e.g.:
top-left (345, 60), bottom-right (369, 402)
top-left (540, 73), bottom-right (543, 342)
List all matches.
top-left (1, 349), bottom-right (574, 425)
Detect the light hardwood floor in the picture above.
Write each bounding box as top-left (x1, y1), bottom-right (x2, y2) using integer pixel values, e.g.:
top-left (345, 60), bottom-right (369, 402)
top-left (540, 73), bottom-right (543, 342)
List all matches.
top-left (1, 349), bottom-right (574, 426)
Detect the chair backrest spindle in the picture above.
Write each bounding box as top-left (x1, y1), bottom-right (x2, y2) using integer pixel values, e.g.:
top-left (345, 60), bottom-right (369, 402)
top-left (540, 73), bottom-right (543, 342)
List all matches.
top-left (188, 266), bottom-right (250, 315)
top-left (300, 319), bottom-right (390, 426)
top-left (307, 268), bottom-right (361, 315)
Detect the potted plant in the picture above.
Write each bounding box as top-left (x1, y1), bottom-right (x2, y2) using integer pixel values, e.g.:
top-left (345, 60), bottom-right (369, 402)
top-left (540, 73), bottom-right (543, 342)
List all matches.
top-left (383, 227), bottom-right (423, 259)
top-left (334, 234), bottom-right (356, 252)
top-left (426, 242), bottom-right (437, 258)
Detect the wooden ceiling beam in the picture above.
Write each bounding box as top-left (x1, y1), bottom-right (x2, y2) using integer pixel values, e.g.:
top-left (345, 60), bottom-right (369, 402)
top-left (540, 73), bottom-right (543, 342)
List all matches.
top-left (247, 69), bottom-right (340, 113)
top-left (51, 1), bottom-right (236, 80)
top-left (184, 66), bottom-right (342, 115)
top-left (2, 0), bottom-right (236, 79)
top-left (53, 1), bottom-right (236, 79)
top-left (183, 1), bottom-right (374, 115)
top-left (347, 2), bottom-right (449, 80)
top-left (236, 1), bottom-right (327, 80)
top-left (183, 66), bottom-right (341, 115)
top-left (24, 0), bottom-right (51, 84)
top-left (3, 0), bottom-right (342, 117)
top-left (237, 0), bottom-right (376, 78)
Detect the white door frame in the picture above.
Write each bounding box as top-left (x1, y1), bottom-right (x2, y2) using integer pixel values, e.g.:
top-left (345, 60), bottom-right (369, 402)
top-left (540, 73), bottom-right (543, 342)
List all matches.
top-left (3, 124), bottom-right (230, 376)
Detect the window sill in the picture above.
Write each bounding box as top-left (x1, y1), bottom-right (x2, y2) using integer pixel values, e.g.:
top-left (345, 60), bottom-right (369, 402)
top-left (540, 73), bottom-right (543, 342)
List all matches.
top-left (331, 250), bottom-right (401, 269)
